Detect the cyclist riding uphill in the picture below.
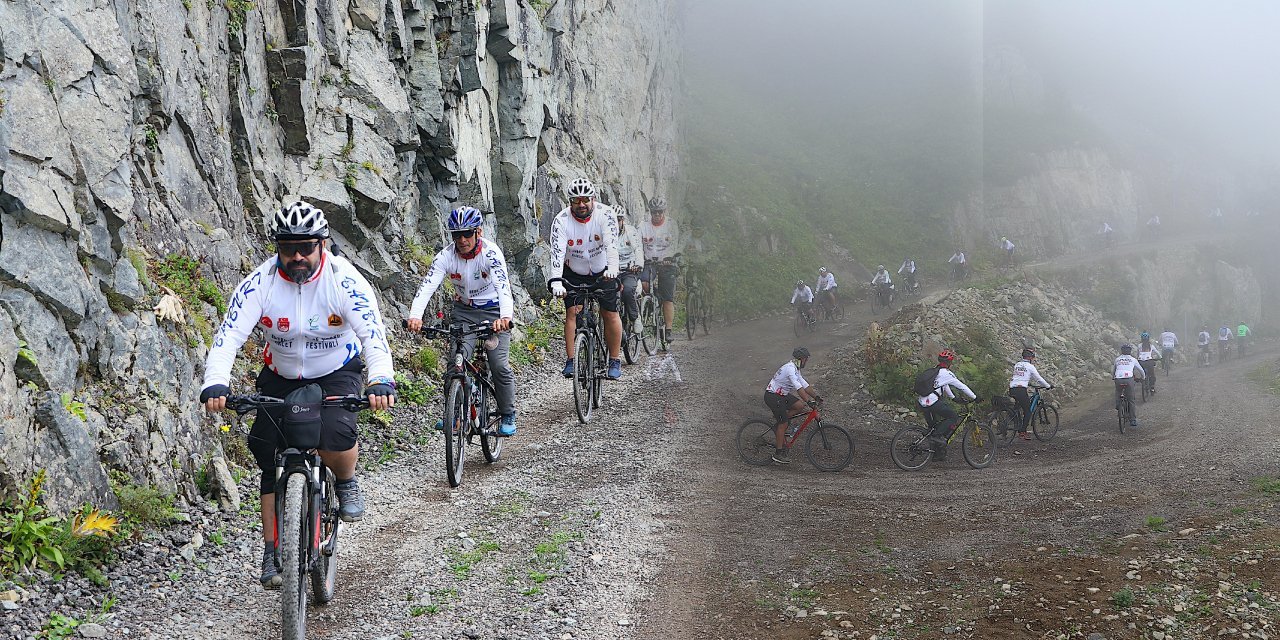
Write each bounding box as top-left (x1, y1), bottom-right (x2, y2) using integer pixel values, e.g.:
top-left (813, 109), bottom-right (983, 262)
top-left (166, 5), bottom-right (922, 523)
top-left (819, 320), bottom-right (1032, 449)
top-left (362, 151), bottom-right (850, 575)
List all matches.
top-left (548, 178), bottom-right (624, 380)
top-left (898, 257), bottom-right (917, 291)
top-left (1136, 332), bottom-right (1161, 394)
top-left (1159, 327), bottom-right (1178, 358)
top-left (639, 195), bottom-right (680, 339)
top-left (1218, 324), bottom-right (1232, 358)
top-left (615, 205), bottom-right (645, 334)
top-left (791, 280), bottom-right (814, 320)
top-left (764, 347), bottom-right (822, 465)
top-left (870, 264), bottom-right (894, 301)
top-left (816, 267), bottom-right (838, 307)
top-left (199, 200), bottom-right (396, 589)
top-left (1113, 344), bottom-right (1146, 427)
top-left (407, 206), bottom-right (518, 437)
top-left (915, 349), bottom-right (979, 461)
top-left (1197, 325), bottom-right (1212, 363)
top-left (1008, 348), bottom-right (1052, 440)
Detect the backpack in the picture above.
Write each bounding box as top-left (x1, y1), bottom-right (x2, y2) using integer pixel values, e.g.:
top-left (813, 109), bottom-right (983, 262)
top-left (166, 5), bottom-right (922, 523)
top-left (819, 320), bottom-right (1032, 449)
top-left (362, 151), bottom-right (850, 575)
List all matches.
top-left (912, 366), bottom-right (941, 397)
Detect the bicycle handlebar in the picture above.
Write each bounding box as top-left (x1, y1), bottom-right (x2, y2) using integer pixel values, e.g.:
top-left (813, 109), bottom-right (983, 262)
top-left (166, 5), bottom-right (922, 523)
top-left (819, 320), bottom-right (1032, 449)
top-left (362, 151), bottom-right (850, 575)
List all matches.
top-left (546, 278), bottom-right (618, 294)
top-left (225, 394), bottom-right (371, 416)
top-left (400, 318), bottom-right (495, 340)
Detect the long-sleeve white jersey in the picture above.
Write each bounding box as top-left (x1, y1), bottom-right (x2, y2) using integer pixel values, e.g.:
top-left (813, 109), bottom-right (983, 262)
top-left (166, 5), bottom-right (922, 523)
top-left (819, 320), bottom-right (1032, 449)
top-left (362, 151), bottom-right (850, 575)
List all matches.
top-left (409, 238), bottom-right (514, 320)
top-left (948, 252), bottom-right (966, 265)
top-left (791, 286), bottom-right (813, 304)
top-left (202, 252), bottom-right (394, 387)
top-left (1009, 360), bottom-right (1049, 388)
top-left (871, 270), bottom-right (892, 285)
top-left (617, 225), bottom-right (645, 271)
top-left (1197, 331), bottom-right (1211, 346)
top-left (639, 216), bottom-right (680, 262)
top-left (549, 206), bottom-right (619, 277)
top-left (1113, 354), bottom-right (1146, 379)
top-left (918, 367), bottom-right (976, 407)
top-left (766, 361), bottom-right (809, 396)
top-left (898, 260), bottom-right (916, 274)
top-left (1159, 331), bottom-right (1178, 348)
top-left (1136, 343), bottom-right (1162, 361)
top-left (816, 272), bottom-right (837, 291)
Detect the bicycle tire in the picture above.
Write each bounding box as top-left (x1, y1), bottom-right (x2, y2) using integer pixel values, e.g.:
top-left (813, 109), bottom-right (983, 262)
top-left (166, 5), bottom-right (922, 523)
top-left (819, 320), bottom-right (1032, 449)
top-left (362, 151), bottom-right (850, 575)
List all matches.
top-left (890, 425), bottom-right (933, 471)
top-left (1033, 403), bottom-right (1059, 442)
top-left (793, 313), bottom-right (804, 338)
top-left (700, 298), bottom-right (711, 335)
top-left (310, 468), bottom-right (338, 605)
top-left (639, 296), bottom-right (657, 356)
top-left (1140, 377), bottom-right (1148, 403)
top-left (685, 291), bottom-right (699, 341)
top-left (622, 322), bottom-right (639, 365)
top-left (280, 472), bottom-right (309, 640)
top-left (572, 332), bottom-right (593, 423)
top-left (804, 423), bottom-right (854, 472)
top-left (591, 328), bottom-right (605, 409)
top-left (993, 409), bottom-right (1018, 447)
top-left (443, 379), bottom-right (467, 487)
top-left (478, 380), bottom-right (503, 463)
top-left (962, 421), bottom-right (996, 469)
top-left (736, 419), bottom-right (777, 466)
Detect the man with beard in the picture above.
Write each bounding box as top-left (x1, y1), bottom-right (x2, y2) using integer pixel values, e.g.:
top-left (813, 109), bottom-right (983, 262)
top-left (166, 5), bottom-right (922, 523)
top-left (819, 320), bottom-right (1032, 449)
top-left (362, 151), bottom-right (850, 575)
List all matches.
top-left (199, 200), bottom-right (396, 589)
top-left (548, 178), bottom-right (623, 379)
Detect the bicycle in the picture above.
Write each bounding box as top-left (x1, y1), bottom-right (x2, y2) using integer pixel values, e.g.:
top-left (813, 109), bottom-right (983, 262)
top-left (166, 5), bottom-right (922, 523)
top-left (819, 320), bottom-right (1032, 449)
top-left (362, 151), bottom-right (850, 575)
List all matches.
top-left (736, 400), bottom-right (854, 471)
top-left (619, 269), bottom-right (644, 364)
top-left (641, 259), bottom-right (677, 353)
top-left (224, 392), bottom-right (370, 640)
top-left (900, 273), bottom-right (920, 299)
top-left (871, 282), bottom-right (894, 311)
top-left (1160, 348), bottom-right (1173, 376)
top-left (409, 318), bottom-right (505, 487)
top-left (1115, 380), bottom-right (1137, 433)
top-left (814, 290), bottom-right (845, 322)
top-left (992, 386), bottom-right (1059, 445)
top-left (551, 278), bottom-right (612, 423)
top-left (889, 399), bottom-right (997, 471)
top-left (1139, 361), bottom-right (1157, 402)
top-left (684, 265), bottom-right (712, 340)
top-left (792, 303), bottom-right (817, 338)
top-left (1197, 345), bottom-right (1211, 368)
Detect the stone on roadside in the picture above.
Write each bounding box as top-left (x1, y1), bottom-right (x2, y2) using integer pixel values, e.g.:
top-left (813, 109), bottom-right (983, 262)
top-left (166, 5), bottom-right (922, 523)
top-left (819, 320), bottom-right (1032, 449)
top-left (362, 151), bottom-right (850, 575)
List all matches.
top-left (78, 623), bottom-right (107, 638)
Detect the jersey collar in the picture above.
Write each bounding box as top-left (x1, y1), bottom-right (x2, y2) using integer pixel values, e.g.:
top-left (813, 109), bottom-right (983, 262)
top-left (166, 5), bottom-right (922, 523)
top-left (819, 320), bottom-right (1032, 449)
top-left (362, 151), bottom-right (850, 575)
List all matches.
top-left (277, 252), bottom-right (327, 284)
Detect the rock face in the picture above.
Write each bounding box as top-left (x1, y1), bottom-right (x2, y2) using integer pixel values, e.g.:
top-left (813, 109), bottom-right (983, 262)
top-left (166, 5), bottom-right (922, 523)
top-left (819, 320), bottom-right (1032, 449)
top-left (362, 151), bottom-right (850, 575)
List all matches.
top-left (0, 0), bottom-right (680, 512)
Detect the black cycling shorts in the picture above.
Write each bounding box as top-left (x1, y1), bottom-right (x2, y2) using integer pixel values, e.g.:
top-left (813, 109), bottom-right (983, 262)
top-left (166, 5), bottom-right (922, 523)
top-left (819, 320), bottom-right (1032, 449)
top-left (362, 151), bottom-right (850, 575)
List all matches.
top-left (642, 263), bottom-right (679, 303)
top-left (764, 392), bottom-right (799, 422)
top-left (249, 357), bottom-right (363, 494)
top-left (562, 269), bottom-right (620, 313)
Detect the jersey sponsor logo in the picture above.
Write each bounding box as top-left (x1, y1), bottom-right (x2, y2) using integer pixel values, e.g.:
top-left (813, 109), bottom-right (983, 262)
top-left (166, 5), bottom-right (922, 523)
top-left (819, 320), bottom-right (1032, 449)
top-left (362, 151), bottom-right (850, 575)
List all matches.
top-left (575, 239), bottom-right (583, 245)
top-left (260, 316), bottom-right (273, 328)
top-left (278, 317), bottom-right (291, 332)
top-left (305, 338), bottom-right (340, 350)
top-left (328, 314), bottom-right (343, 327)
top-left (481, 271), bottom-right (489, 279)
top-left (450, 273), bottom-right (462, 280)
top-left (308, 316), bottom-right (320, 331)
top-left (593, 234), bottom-right (600, 242)
top-left (270, 336), bottom-right (294, 349)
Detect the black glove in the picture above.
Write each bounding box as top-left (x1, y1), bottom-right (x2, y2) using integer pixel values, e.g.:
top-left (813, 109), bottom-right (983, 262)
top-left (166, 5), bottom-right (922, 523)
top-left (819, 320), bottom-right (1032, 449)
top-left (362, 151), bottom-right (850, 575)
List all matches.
top-left (1048, 384), bottom-right (1055, 390)
top-left (364, 383), bottom-right (396, 399)
top-left (200, 384), bottom-right (230, 404)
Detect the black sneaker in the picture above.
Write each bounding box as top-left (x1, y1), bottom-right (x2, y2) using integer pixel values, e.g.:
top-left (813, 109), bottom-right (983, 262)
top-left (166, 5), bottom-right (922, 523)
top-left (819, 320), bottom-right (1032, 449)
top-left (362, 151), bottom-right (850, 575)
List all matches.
top-left (260, 543), bottom-right (281, 590)
top-left (771, 448), bottom-right (791, 464)
top-left (335, 479), bottom-right (366, 522)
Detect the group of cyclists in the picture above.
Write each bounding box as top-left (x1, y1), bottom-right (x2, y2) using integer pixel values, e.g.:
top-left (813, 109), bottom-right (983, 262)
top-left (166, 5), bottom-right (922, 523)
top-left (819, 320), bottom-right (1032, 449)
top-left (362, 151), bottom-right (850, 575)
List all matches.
top-left (1196, 322), bottom-right (1253, 365)
top-left (196, 179), bottom-right (697, 589)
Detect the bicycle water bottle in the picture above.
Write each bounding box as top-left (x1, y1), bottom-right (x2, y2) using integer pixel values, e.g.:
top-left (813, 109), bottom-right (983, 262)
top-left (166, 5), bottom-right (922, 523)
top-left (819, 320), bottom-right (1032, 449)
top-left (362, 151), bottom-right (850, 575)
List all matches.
top-left (786, 422), bottom-right (800, 438)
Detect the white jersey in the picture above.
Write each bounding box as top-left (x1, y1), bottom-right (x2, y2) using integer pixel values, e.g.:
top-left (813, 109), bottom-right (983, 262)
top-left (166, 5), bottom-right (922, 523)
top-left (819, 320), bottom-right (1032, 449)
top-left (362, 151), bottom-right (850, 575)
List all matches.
top-left (1001, 239), bottom-right (1015, 251)
top-left (918, 367), bottom-right (976, 407)
top-left (817, 272), bottom-right (837, 291)
top-left (1113, 354), bottom-right (1145, 379)
top-left (791, 286), bottom-right (813, 304)
top-left (1218, 327), bottom-right (1232, 341)
top-left (1147, 216), bottom-right (1161, 226)
top-left (898, 260), bottom-right (916, 274)
top-left (1136, 343), bottom-right (1161, 361)
top-left (202, 253), bottom-right (394, 387)
top-left (1100, 223), bottom-right (1114, 234)
top-left (948, 252), bottom-right (966, 265)
top-left (639, 217), bottom-right (680, 262)
top-left (549, 206), bottom-right (619, 277)
top-left (409, 238), bottom-right (514, 320)
top-left (766, 361), bottom-right (808, 396)
top-left (871, 270), bottom-right (892, 285)
top-left (1009, 360), bottom-right (1048, 389)
top-left (617, 225), bottom-right (645, 271)
top-left (1159, 331), bottom-right (1177, 348)
top-left (1197, 331), bottom-right (1211, 346)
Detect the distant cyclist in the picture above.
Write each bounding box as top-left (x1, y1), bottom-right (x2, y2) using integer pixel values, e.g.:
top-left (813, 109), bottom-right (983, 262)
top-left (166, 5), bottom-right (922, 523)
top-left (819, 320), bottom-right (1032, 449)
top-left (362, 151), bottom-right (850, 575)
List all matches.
top-left (1158, 327), bottom-right (1178, 360)
top-left (1218, 324), bottom-right (1232, 360)
top-left (898, 257), bottom-right (918, 292)
top-left (791, 280), bottom-right (814, 321)
top-left (1008, 348), bottom-right (1052, 440)
top-left (1146, 215), bottom-right (1162, 236)
top-left (948, 249), bottom-right (967, 280)
top-left (615, 206), bottom-right (645, 334)
top-left (917, 349), bottom-right (979, 460)
top-left (999, 236), bottom-right (1015, 265)
top-left (1237, 322), bottom-right (1252, 357)
top-left (1136, 332), bottom-right (1161, 394)
top-left (639, 196), bottom-right (680, 340)
top-left (1099, 222), bottom-right (1115, 246)
top-left (1197, 325), bottom-right (1212, 366)
top-left (1113, 344), bottom-right (1146, 427)
top-left (763, 347), bottom-right (822, 465)
top-left (815, 267), bottom-right (838, 308)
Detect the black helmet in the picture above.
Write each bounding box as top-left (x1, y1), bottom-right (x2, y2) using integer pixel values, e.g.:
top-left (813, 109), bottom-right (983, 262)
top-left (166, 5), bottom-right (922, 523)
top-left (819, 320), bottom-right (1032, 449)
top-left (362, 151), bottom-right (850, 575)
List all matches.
top-left (1021, 348), bottom-right (1036, 360)
top-left (792, 347), bottom-right (810, 360)
top-left (1120, 344), bottom-right (1133, 354)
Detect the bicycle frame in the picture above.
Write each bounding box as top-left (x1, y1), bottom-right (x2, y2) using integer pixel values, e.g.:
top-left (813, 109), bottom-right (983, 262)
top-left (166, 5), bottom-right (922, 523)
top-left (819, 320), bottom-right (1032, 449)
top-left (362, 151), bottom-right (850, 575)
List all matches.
top-left (781, 406), bottom-right (821, 448)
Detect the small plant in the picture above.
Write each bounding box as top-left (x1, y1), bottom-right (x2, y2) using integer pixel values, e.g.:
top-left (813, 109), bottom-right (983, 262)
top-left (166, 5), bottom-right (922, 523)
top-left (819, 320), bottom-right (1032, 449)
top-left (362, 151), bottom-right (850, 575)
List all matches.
top-left (144, 124), bottom-right (160, 152)
top-left (393, 373), bottom-right (433, 406)
top-left (16, 339), bottom-right (37, 368)
top-left (520, 585), bottom-right (542, 596)
top-left (167, 569), bottom-right (182, 581)
top-left (110, 471), bottom-right (179, 529)
top-left (60, 392), bottom-right (88, 421)
top-left (1145, 515), bottom-right (1167, 531)
top-left (265, 104), bottom-right (279, 122)
top-left (343, 163), bottom-right (358, 188)
top-left (40, 613), bottom-right (80, 639)
top-left (338, 140), bottom-right (355, 159)
top-left (409, 604), bottom-right (439, 616)
top-left (44, 77), bottom-right (56, 92)
top-left (209, 529), bottom-right (226, 546)
top-left (0, 470), bottom-right (64, 574)
top-left (226, 0), bottom-right (255, 34)
top-left (1112, 586), bottom-right (1135, 608)
top-left (0, 89), bottom-right (8, 116)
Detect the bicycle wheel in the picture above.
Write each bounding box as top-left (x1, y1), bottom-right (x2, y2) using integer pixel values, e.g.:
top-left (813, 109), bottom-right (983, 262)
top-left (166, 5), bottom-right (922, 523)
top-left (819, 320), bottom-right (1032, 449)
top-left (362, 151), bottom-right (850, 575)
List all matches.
top-left (443, 379), bottom-right (467, 487)
top-left (962, 421), bottom-right (997, 469)
top-left (572, 332), bottom-right (593, 423)
top-left (311, 468), bottom-right (337, 604)
top-left (890, 425), bottom-right (933, 471)
top-left (1161, 357), bottom-right (1170, 377)
top-left (280, 472), bottom-right (309, 640)
top-left (685, 291), bottom-right (699, 340)
top-left (639, 296), bottom-right (656, 356)
top-left (700, 297), bottom-right (711, 335)
top-left (831, 301), bottom-right (845, 321)
top-left (994, 410), bottom-right (1019, 447)
top-left (1140, 377), bottom-right (1148, 403)
top-left (591, 329), bottom-right (606, 409)
top-left (804, 423), bottom-right (854, 472)
top-left (478, 380), bottom-right (503, 463)
top-left (736, 419), bottom-right (777, 466)
top-left (1033, 403), bottom-right (1059, 442)
top-left (622, 319), bottom-right (639, 365)
top-left (793, 313), bottom-right (804, 338)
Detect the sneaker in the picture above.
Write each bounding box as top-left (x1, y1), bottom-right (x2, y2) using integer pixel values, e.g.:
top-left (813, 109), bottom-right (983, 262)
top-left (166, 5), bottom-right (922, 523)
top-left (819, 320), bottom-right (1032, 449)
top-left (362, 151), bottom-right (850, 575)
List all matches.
top-left (334, 478), bottom-right (366, 522)
top-left (771, 448), bottom-right (791, 464)
top-left (562, 358), bottom-right (575, 378)
top-left (497, 414), bottom-right (517, 437)
top-left (1130, 419), bottom-right (1139, 427)
top-left (607, 358), bottom-right (622, 380)
top-left (260, 543), bottom-right (281, 590)
top-left (433, 418), bottom-right (445, 431)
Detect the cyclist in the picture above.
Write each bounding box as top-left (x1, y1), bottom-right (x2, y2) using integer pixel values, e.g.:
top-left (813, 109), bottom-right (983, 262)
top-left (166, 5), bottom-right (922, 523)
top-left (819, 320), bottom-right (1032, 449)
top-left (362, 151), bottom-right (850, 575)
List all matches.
top-left (639, 196), bottom-right (680, 340)
top-left (917, 349), bottom-right (979, 460)
top-left (198, 200), bottom-right (396, 589)
top-left (999, 236), bottom-right (1015, 265)
top-left (1237, 322), bottom-right (1251, 357)
top-left (898, 257), bottom-right (918, 293)
top-left (764, 347), bottom-right (822, 465)
top-left (791, 280), bottom-right (814, 322)
top-left (948, 249), bottom-right (967, 280)
top-left (1158, 327), bottom-right (1178, 361)
top-left (1008, 348), bottom-right (1052, 440)
top-left (815, 266), bottom-right (838, 309)
top-left (615, 206), bottom-right (645, 334)
top-left (1146, 215), bottom-right (1162, 236)
top-left (1136, 332), bottom-right (1161, 394)
top-left (870, 264), bottom-right (893, 304)
top-left (1113, 344), bottom-right (1146, 427)
top-left (1099, 222), bottom-right (1115, 246)
top-left (1197, 325), bottom-right (1212, 366)
top-left (549, 178), bottom-right (622, 379)
top-left (1218, 324), bottom-right (1232, 360)
top-left (685, 224), bottom-right (714, 313)
top-left (407, 206), bottom-right (517, 437)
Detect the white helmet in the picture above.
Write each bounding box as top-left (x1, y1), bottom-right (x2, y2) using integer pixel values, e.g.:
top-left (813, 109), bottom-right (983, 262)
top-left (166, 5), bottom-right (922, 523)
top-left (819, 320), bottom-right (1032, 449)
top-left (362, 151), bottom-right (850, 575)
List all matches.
top-left (566, 178), bottom-right (596, 199)
top-left (877, 264), bottom-right (885, 270)
top-left (271, 200), bottom-right (330, 239)
top-left (614, 204), bottom-right (627, 220)
top-left (647, 196), bottom-right (667, 212)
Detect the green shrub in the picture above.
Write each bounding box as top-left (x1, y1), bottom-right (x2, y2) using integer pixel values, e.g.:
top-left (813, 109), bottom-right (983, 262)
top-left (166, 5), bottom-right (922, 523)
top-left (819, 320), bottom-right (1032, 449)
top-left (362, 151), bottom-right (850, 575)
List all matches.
top-left (110, 471), bottom-right (179, 530)
top-left (1111, 586), bottom-right (1135, 608)
top-left (0, 470), bottom-right (65, 575)
top-left (394, 373), bottom-right (434, 406)
top-left (867, 361), bottom-right (915, 405)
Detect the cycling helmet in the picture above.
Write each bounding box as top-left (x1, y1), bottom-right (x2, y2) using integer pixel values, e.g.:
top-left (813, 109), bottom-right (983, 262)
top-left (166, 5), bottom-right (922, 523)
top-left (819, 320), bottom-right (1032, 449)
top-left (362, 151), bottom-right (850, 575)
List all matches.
top-left (647, 196), bottom-right (667, 212)
top-left (938, 349), bottom-right (956, 363)
top-left (613, 204), bottom-right (627, 219)
top-left (792, 347), bottom-right (811, 360)
top-left (818, 266), bottom-right (828, 273)
top-left (446, 206), bottom-right (483, 231)
top-left (271, 200), bottom-right (330, 240)
top-left (877, 264), bottom-right (885, 270)
top-left (1021, 348), bottom-right (1036, 360)
top-left (566, 178), bottom-right (596, 199)
top-left (796, 280), bottom-right (805, 287)
top-left (1140, 331), bottom-right (1150, 341)
top-left (1120, 344), bottom-right (1133, 354)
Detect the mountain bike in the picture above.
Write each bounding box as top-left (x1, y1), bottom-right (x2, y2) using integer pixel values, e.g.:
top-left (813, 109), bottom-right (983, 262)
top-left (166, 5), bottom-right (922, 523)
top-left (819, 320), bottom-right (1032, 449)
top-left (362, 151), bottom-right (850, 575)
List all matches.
top-left (900, 273), bottom-right (920, 299)
top-left (620, 269), bottom-right (643, 364)
top-left (814, 290), bottom-right (845, 322)
top-left (1140, 362), bottom-right (1156, 402)
top-left (641, 260), bottom-right (677, 353)
top-left (1115, 380), bottom-right (1136, 433)
top-left (684, 265), bottom-right (712, 340)
top-left (890, 399), bottom-right (997, 471)
top-left (736, 400), bottom-right (854, 471)
top-left (410, 319), bottom-right (505, 487)
top-left (1160, 348), bottom-right (1173, 376)
top-left (551, 278), bottom-right (611, 423)
top-left (992, 386), bottom-right (1059, 445)
top-left (872, 282), bottom-right (894, 311)
top-left (225, 393), bottom-right (370, 640)
top-left (1197, 345), bottom-right (1211, 368)
top-left (792, 303), bottom-right (817, 338)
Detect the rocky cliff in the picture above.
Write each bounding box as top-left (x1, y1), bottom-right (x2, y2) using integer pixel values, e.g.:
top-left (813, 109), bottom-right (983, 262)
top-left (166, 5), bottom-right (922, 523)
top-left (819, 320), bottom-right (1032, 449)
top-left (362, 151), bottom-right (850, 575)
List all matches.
top-left (0, 0), bottom-right (680, 512)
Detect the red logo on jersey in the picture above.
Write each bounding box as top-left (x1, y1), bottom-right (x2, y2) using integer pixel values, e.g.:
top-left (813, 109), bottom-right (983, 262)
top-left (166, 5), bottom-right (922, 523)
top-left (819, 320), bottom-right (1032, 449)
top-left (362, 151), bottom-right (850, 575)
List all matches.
top-left (260, 316), bottom-right (273, 328)
top-left (566, 240), bottom-right (573, 247)
top-left (449, 273), bottom-right (462, 280)
top-left (278, 318), bottom-right (291, 332)
top-left (481, 271), bottom-right (489, 279)
top-left (593, 234), bottom-right (600, 242)
top-left (327, 314), bottom-right (343, 327)
top-left (575, 239), bottom-right (583, 245)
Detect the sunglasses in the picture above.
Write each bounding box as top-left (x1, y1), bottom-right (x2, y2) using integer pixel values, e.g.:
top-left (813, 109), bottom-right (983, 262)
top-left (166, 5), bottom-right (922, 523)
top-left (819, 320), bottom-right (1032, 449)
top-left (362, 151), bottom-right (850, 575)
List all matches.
top-left (451, 229), bottom-right (478, 239)
top-left (278, 240), bottom-right (321, 257)
top-left (569, 197), bottom-right (593, 205)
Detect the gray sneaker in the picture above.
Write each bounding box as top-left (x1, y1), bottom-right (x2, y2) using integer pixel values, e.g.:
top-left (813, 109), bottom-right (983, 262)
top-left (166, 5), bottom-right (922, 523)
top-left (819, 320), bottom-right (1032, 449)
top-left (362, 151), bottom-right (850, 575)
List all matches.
top-left (335, 478), bottom-right (366, 522)
top-left (771, 448), bottom-right (791, 464)
top-left (260, 543), bottom-right (281, 590)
